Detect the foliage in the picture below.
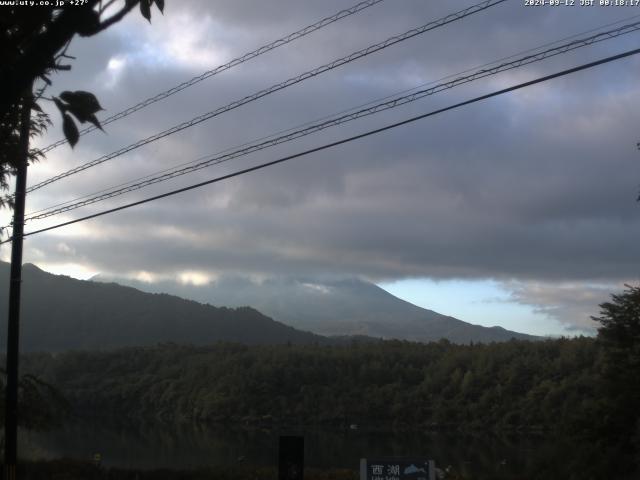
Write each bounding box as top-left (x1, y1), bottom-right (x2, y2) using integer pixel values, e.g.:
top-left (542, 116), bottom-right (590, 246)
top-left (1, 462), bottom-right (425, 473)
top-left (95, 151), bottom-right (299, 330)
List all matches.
top-left (0, 0), bottom-right (164, 206)
top-left (0, 368), bottom-right (70, 431)
top-left (53, 90), bottom-right (105, 147)
top-left (592, 284), bottom-right (640, 462)
top-left (22, 338), bottom-right (604, 433)
top-left (0, 89), bottom-right (49, 209)
top-left (594, 284), bottom-right (640, 353)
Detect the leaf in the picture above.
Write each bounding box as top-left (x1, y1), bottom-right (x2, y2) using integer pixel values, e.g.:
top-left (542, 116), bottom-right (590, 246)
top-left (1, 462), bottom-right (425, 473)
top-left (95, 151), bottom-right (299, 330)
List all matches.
top-left (59, 91), bottom-right (73, 103)
top-left (59, 91), bottom-right (104, 125)
top-left (86, 113), bottom-right (104, 131)
top-left (154, 0), bottom-right (164, 13)
top-left (59, 90), bottom-right (103, 114)
top-left (53, 97), bottom-right (67, 113)
top-left (62, 114), bottom-right (79, 148)
top-left (140, 0), bottom-right (151, 22)
top-left (66, 105), bottom-right (90, 123)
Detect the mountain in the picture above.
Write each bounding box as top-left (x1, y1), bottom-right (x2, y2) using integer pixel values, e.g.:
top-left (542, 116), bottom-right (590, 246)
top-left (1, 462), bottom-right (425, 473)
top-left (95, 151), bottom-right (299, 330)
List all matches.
top-left (0, 262), bottom-right (328, 352)
top-left (93, 274), bottom-right (538, 343)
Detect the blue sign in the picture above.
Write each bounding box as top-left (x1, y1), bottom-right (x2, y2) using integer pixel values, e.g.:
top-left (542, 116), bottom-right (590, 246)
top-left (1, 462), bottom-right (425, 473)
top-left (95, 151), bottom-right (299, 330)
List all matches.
top-left (360, 458), bottom-right (435, 480)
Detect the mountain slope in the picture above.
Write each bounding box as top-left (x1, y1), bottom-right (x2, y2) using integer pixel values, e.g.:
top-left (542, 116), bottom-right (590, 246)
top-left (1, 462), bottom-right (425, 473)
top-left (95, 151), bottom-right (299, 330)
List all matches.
top-left (0, 262), bottom-right (327, 352)
top-left (94, 274), bottom-right (538, 343)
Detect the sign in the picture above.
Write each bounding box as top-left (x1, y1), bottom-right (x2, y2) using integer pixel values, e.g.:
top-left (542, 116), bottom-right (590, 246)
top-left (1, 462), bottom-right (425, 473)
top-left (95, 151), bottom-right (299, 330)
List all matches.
top-left (360, 458), bottom-right (435, 480)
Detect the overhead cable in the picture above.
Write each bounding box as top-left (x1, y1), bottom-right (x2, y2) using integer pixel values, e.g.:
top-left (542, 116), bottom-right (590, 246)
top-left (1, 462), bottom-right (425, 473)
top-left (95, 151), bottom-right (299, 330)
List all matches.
top-left (23, 20), bottom-right (640, 222)
top-left (25, 0), bottom-right (507, 194)
top-left (6, 46), bottom-right (639, 243)
top-left (28, 12), bottom-right (640, 219)
top-left (38, 0), bottom-right (387, 154)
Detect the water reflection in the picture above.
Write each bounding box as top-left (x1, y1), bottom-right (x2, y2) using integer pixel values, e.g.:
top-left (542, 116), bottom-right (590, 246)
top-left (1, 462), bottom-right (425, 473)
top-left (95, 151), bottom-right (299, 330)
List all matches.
top-left (20, 421), bottom-right (635, 479)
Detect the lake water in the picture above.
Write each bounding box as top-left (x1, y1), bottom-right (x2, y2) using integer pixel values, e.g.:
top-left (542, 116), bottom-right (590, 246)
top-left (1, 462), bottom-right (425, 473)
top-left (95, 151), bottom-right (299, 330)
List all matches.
top-left (19, 421), bottom-right (631, 479)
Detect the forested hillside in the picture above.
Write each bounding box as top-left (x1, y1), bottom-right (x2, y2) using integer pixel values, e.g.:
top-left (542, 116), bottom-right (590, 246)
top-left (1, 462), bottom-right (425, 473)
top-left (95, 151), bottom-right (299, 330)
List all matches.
top-left (0, 263), bottom-right (328, 351)
top-left (23, 338), bottom-right (603, 432)
top-left (0, 262), bottom-right (536, 350)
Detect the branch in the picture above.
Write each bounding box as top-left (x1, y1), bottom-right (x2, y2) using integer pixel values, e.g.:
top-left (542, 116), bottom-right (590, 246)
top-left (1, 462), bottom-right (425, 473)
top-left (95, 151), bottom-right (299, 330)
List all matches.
top-left (93, 0), bottom-right (140, 34)
top-left (53, 39), bottom-right (73, 62)
top-left (99, 0), bottom-right (119, 15)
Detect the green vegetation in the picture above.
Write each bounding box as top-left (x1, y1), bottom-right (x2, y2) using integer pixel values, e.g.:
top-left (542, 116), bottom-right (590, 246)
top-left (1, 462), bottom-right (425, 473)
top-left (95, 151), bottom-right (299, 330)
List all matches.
top-left (0, 369), bottom-right (69, 430)
top-left (592, 284), bottom-right (640, 464)
top-left (22, 338), bottom-right (603, 432)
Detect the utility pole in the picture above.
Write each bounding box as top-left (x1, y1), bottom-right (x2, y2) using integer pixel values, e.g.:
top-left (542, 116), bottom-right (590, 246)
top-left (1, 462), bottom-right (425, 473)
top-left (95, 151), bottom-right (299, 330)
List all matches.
top-left (4, 82), bottom-right (33, 480)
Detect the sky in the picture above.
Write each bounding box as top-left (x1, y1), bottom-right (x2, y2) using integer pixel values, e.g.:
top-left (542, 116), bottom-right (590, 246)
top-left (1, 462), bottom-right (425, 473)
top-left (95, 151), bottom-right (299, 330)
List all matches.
top-left (2, 0), bottom-right (640, 337)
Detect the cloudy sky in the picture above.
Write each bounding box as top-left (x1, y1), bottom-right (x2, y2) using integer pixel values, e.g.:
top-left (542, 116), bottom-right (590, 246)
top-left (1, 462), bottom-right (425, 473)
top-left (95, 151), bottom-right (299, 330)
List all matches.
top-left (2, 0), bottom-right (640, 336)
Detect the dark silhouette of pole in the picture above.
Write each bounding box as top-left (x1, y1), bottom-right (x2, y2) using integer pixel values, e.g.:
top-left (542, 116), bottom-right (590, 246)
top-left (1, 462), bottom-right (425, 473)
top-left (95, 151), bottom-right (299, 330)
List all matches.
top-left (4, 83), bottom-right (32, 480)
top-left (279, 436), bottom-right (304, 480)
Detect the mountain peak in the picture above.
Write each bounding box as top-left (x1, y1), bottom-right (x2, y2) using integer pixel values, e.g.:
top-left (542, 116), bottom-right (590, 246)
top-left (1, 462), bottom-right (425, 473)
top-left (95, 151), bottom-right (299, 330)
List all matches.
top-left (1, 262), bottom-right (538, 345)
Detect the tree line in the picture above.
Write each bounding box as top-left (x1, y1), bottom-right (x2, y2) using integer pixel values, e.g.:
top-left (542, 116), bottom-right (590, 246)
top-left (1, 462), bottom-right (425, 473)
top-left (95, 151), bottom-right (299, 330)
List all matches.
top-left (15, 338), bottom-right (610, 433)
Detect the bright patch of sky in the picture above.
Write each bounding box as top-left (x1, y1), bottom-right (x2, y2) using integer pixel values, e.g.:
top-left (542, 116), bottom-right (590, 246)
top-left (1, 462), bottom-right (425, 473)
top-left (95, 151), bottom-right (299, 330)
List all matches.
top-left (378, 278), bottom-right (573, 338)
top-left (104, 56), bottom-right (127, 89)
top-left (34, 262), bottom-right (97, 281)
top-left (178, 271), bottom-right (212, 287)
top-left (117, 11), bottom-right (230, 71)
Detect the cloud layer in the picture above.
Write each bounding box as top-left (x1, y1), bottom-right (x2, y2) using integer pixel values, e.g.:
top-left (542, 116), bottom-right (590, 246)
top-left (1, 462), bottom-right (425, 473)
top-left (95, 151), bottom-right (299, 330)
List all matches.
top-left (3, 0), bottom-right (640, 332)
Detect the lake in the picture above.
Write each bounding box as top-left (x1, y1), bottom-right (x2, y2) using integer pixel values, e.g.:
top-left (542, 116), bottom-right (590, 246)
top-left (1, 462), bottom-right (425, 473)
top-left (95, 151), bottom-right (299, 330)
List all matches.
top-left (19, 421), bottom-right (630, 479)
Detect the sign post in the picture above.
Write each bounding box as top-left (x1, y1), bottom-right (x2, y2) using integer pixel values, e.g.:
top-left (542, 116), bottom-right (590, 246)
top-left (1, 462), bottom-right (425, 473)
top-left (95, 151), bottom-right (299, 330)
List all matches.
top-left (279, 435), bottom-right (304, 480)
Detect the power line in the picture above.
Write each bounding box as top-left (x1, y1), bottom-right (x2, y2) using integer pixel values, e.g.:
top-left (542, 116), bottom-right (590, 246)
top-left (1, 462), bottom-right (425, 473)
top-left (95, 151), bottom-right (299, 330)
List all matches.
top-left (26, 12), bottom-right (640, 219)
top-left (6, 46), bottom-right (639, 244)
top-left (24, 0), bottom-right (507, 195)
top-left (22, 19), bottom-right (640, 222)
top-left (38, 0), bottom-right (387, 154)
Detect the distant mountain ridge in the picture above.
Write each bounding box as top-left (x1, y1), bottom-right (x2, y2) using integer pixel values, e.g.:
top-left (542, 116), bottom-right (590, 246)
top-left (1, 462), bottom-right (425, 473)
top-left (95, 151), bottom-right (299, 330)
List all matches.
top-left (93, 273), bottom-right (539, 343)
top-left (0, 262), bottom-right (328, 352)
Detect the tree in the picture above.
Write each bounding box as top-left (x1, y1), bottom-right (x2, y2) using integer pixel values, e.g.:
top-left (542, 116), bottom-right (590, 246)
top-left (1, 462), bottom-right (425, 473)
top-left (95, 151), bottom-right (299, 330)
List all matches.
top-left (592, 285), bottom-right (640, 467)
top-left (594, 284), bottom-right (640, 391)
top-left (594, 285), bottom-right (640, 353)
top-left (1, 2), bottom-right (165, 473)
top-left (0, 369), bottom-right (70, 431)
top-left (0, 0), bottom-right (165, 206)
